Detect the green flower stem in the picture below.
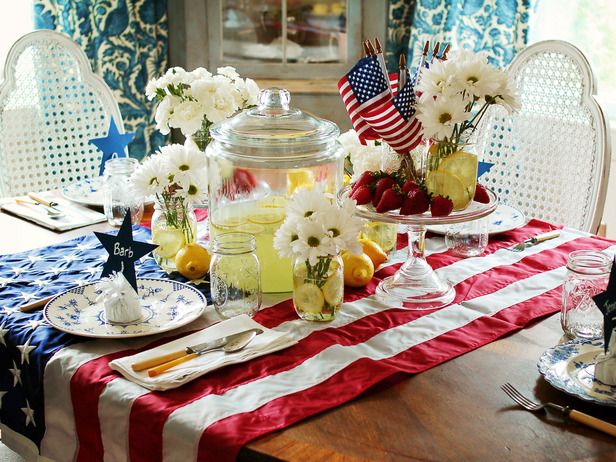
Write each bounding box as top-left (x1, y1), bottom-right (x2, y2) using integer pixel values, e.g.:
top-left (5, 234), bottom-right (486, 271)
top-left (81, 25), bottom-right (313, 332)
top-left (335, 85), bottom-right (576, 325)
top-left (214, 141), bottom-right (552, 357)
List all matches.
top-left (304, 256), bottom-right (333, 288)
top-left (156, 193), bottom-right (194, 243)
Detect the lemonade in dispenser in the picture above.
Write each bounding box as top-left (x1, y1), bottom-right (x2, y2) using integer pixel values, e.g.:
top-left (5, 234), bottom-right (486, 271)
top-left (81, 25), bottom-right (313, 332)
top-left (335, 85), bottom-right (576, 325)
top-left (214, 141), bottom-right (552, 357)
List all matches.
top-left (206, 88), bottom-right (344, 293)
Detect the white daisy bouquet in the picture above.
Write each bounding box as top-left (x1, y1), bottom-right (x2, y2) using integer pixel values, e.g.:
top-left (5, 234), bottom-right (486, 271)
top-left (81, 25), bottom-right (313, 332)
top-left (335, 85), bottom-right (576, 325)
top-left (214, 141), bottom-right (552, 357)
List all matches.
top-left (416, 49), bottom-right (519, 159)
top-left (146, 66), bottom-right (260, 149)
top-left (274, 187), bottom-right (364, 270)
top-left (130, 140), bottom-right (207, 240)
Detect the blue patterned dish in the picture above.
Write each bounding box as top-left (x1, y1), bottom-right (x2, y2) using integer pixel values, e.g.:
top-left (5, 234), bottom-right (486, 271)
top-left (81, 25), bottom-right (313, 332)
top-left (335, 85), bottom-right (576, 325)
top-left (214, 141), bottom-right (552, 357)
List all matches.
top-left (427, 204), bottom-right (526, 236)
top-left (538, 338), bottom-right (616, 406)
top-left (44, 278), bottom-right (207, 338)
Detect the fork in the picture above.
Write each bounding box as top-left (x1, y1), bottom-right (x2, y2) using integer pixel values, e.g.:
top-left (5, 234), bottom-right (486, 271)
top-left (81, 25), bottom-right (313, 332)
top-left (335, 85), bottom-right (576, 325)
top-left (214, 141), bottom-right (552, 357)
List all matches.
top-left (501, 383), bottom-right (616, 437)
top-left (506, 230), bottom-right (560, 252)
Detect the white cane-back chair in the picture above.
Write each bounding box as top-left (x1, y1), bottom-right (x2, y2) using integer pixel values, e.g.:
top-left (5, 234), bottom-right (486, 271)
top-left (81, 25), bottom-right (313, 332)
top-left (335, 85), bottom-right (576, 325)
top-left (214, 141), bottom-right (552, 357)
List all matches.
top-left (476, 40), bottom-right (611, 233)
top-left (0, 30), bottom-right (125, 198)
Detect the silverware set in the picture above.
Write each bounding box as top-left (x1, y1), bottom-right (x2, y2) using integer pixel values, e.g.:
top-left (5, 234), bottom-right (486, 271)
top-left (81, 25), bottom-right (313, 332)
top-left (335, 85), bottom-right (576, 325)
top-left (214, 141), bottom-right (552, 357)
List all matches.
top-left (15, 192), bottom-right (64, 218)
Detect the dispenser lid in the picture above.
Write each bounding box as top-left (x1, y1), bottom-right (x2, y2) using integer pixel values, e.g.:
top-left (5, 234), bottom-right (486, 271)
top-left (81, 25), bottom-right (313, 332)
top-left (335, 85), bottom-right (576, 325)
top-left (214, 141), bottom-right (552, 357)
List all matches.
top-left (209, 88), bottom-right (340, 156)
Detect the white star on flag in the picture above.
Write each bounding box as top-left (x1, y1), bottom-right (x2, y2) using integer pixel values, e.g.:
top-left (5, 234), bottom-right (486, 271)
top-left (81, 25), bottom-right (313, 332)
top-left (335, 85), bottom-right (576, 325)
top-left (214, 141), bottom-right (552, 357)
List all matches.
top-left (12, 267), bottom-right (25, 276)
top-left (33, 279), bottom-right (51, 287)
top-left (49, 267), bottom-right (63, 275)
top-left (26, 319), bottom-right (46, 331)
top-left (17, 337), bottom-right (37, 365)
top-left (63, 255), bottom-right (79, 263)
top-left (2, 306), bottom-right (21, 316)
top-left (0, 276), bottom-right (11, 287)
top-left (9, 362), bottom-right (22, 386)
top-left (77, 243), bottom-right (95, 251)
top-left (0, 322), bottom-right (9, 347)
top-left (83, 267), bottom-right (100, 276)
top-left (21, 400), bottom-right (36, 427)
top-left (20, 292), bottom-right (37, 302)
top-left (28, 255), bottom-right (44, 263)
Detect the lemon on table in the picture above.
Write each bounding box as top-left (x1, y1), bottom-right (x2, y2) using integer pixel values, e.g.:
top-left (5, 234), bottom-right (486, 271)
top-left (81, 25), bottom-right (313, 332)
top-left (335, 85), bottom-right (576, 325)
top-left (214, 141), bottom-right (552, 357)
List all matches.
top-left (287, 169), bottom-right (315, 194)
top-left (174, 243), bottom-right (211, 280)
top-left (359, 239), bottom-right (388, 268)
top-left (341, 252), bottom-right (374, 288)
top-left (294, 282), bottom-right (325, 314)
top-left (425, 170), bottom-right (470, 210)
top-left (152, 228), bottom-right (186, 259)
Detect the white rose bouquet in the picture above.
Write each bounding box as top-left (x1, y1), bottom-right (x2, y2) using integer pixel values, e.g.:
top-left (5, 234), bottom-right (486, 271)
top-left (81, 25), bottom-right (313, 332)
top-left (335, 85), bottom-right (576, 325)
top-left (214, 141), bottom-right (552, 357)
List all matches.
top-left (146, 66), bottom-right (260, 149)
top-left (338, 130), bottom-right (402, 181)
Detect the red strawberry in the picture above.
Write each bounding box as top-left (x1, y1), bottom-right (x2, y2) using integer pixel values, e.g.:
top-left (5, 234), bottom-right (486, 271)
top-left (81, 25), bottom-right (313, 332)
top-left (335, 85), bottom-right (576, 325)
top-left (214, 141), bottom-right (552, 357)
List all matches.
top-left (430, 195), bottom-right (454, 217)
top-left (372, 176), bottom-right (397, 206)
top-left (351, 171), bottom-right (376, 194)
top-left (376, 187), bottom-right (404, 213)
top-left (350, 185), bottom-right (373, 205)
top-left (473, 183), bottom-right (490, 204)
top-left (400, 188), bottom-right (430, 215)
top-left (402, 179), bottom-right (420, 194)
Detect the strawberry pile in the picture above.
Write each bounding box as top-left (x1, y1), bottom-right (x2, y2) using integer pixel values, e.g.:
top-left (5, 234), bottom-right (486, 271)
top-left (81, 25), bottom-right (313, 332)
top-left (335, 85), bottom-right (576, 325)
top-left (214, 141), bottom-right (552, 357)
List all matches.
top-left (349, 171), bottom-right (491, 217)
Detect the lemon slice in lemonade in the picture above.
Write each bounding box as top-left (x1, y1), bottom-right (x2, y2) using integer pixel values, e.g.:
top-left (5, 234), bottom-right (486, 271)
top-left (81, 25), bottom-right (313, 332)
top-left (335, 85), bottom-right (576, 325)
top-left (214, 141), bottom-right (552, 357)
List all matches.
top-left (425, 171), bottom-right (469, 210)
top-left (152, 228), bottom-right (186, 259)
top-left (248, 210), bottom-right (285, 225)
top-left (438, 151), bottom-right (478, 187)
top-left (236, 223), bottom-right (265, 234)
top-left (287, 169), bottom-right (315, 194)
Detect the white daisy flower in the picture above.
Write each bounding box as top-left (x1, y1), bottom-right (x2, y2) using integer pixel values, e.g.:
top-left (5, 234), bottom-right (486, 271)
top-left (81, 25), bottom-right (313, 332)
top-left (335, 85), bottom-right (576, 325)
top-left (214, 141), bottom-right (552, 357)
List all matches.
top-left (161, 143), bottom-right (205, 187)
top-left (490, 75), bottom-right (521, 113)
top-left (273, 219), bottom-right (301, 259)
top-left (417, 59), bottom-right (457, 102)
top-left (287, 187), bottom-right (332, 219)
top-left (316, 203), bottom-right (364, 255)
top-left (417, 95), bottom-right (470, 140)
top-left (291, 220), bottom-right (335, 265)
top-left (130, 155), bottom-right (169, 198)
top-left (175, 169), bottom-right (208, 203)
top-left (452, 57), bottom-right (500, 101)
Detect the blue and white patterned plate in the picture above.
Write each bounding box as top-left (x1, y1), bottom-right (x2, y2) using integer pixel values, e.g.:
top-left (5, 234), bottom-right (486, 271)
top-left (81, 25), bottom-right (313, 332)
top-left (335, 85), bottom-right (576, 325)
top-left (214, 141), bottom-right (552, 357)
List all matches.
top-left (427, 204), bottom-right (526, 236)
top-left (538, 338), bottom-right (616, 406)
top-left (62, 176), bottom-right (154, 207)
top-left (44, 278), bottom-right (207, 338)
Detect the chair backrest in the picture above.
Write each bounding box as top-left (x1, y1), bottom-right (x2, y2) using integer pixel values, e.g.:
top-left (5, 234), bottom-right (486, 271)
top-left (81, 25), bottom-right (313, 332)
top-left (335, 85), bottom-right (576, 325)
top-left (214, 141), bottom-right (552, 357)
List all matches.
top-left (476, 40), bottom-right (611, 233)
top-left (0, 30), bottom-right (124, 198)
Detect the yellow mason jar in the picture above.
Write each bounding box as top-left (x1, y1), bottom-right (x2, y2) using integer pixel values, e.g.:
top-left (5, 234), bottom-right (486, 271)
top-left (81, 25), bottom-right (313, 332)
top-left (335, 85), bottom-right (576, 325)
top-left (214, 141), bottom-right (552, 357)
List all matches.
top-left (425, 140), bottom-right (478, 211)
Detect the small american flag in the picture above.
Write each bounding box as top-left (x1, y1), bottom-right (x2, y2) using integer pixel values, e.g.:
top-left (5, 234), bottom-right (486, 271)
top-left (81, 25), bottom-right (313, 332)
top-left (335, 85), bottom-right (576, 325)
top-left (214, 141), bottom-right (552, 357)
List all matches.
top-left (337, 56), bottom-right (392, 142)
top-left (361, 72), bottom-right (423, 154)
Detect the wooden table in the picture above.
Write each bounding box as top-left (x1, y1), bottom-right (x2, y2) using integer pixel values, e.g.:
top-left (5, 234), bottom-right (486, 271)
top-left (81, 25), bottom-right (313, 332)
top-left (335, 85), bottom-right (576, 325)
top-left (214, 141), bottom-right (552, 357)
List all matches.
top-left (1, 210), bottom-right (615, 462)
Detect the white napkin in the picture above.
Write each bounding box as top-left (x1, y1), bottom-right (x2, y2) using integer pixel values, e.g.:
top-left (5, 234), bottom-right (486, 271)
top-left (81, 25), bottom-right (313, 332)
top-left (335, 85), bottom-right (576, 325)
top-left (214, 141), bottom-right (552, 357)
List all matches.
top-left (109, 315), bottom-right (296, 391)
top-left (0, 192), bottom-right (106, 231)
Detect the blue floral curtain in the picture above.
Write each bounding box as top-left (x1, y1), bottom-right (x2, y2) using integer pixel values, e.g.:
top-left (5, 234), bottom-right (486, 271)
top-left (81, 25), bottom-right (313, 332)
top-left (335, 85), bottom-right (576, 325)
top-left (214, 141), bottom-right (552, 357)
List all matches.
top-left (33, 0), bottom-right (168, 159)
top-left (389, 0), bottom-right (535, 69)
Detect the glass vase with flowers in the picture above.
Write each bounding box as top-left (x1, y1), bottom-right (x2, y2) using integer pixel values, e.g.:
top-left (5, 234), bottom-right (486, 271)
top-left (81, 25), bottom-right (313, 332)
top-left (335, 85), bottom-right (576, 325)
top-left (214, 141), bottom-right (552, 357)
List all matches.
top-left (130, 142), bottom-right (208, 272)
top-left (274, 187), bottom-right (365, 321)
top-left (416, 49), bottom-right (520, 210)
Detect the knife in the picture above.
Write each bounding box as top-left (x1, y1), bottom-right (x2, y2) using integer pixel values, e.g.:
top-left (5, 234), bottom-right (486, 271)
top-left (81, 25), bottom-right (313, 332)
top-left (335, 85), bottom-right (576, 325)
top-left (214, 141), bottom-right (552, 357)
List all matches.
top-left (130, 328), bottom-right (264, 373)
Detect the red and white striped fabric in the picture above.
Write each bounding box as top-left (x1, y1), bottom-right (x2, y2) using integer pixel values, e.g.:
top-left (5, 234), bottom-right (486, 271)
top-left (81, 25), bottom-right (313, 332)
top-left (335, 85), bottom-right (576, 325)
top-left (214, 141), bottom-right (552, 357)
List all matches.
top-left (361, 100), bottom-right (423, 154)
top-left (10, 220), bottom-right (615, 462)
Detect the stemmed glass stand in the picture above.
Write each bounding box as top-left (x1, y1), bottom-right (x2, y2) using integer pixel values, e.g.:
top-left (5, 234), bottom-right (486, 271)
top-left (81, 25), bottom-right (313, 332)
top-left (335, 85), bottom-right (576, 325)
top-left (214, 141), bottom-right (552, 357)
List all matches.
top-left (338, 186), bottom-right (497, 310)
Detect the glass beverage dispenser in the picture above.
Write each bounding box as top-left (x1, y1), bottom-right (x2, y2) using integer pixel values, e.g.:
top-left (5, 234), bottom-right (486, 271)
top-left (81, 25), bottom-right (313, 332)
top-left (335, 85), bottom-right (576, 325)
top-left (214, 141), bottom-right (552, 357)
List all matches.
top-left (207, 88), bottom-right (344, 293)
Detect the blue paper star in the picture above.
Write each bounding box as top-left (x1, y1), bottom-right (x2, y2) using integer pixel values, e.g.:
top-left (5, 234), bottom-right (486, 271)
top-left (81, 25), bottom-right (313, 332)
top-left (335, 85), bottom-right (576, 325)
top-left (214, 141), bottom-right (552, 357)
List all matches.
top-left (89, 118), bottom-right (135, 175)
top-left (94, 214), bottom-right (158, 293)
top-left (477, 161), bottom-right (495, 178)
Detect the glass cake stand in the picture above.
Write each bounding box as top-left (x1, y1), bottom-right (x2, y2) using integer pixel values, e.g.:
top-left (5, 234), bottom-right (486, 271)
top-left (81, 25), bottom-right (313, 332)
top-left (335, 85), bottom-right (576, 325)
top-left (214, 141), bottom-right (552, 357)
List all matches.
top-left (338, 186), bottom-right (498, 310)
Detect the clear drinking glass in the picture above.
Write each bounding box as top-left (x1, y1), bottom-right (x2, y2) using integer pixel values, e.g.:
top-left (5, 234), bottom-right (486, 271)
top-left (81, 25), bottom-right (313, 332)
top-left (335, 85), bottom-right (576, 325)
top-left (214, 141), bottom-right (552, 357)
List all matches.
top-left (561, 250), bottom-right (612, 339)
top-left (445, 217), bottom-right (489, 257)
top-left (103, 157), bottom-right (144, 226)
top-left (210, 232), bottom-right (262, 319)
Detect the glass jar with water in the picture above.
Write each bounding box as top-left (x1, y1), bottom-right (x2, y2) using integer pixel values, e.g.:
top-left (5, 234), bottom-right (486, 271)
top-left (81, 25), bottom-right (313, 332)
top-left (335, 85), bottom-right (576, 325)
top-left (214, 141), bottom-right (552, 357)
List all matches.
top-left (103, 157), bottom-right (144, 226)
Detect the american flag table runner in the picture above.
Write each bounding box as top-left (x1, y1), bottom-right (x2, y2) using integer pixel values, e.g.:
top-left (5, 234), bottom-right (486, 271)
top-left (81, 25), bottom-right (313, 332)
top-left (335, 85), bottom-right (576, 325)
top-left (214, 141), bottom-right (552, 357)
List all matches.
top-left (1, 221), bottom-right (615, 461)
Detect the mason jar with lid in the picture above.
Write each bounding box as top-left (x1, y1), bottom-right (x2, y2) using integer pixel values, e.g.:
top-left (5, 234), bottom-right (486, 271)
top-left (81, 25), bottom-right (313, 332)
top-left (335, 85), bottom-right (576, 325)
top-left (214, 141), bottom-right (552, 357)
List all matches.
top-left (561, 250), bottom-right (612, 339)
top-left (206, 88), bottom-right (344, 293)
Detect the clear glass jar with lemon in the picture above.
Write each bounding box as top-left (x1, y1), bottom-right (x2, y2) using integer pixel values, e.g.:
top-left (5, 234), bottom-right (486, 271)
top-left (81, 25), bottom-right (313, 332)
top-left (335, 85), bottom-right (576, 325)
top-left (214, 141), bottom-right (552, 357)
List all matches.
top-left (293, 254), bottom-right (344, 321)
top-left (207, 88), bottom-right (344, 293)
top-left (151, 199), bottom-right (197, 272)
top-left (425, 140), bottom-right (478, 211)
